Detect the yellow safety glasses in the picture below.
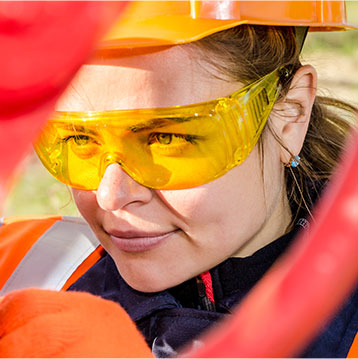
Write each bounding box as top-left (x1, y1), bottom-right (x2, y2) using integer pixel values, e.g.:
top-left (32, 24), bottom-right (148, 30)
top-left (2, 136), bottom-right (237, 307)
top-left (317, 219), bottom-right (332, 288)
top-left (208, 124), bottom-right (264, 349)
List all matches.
top-left (34, 67), bottom-right (290, 191)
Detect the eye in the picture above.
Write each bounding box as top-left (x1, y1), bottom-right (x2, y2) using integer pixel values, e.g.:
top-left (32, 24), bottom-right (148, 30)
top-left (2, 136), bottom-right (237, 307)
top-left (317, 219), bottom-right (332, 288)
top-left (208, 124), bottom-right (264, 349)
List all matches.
top-left (148, 133), bottom-right (197, 146)
top-left (157, 133), bottom-right (172, 145)
top-left (64, 134), bottom-right (93, 145)
top-left (72, 135), bottom-right (91, 146)
top-left (64, 134), bottom-right (100, 159)
top-left (147, 132), bottom-right (200, 157)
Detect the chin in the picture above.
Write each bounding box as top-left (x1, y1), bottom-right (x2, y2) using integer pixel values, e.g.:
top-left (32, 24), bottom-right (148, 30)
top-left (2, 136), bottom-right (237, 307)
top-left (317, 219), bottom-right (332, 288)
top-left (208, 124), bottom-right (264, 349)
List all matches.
top-left (123, 275), bottom-right (175, 293)
top-left (112, 251), bottom-right (202, 293)
top-left (119, 264), bottom-right (191, 293)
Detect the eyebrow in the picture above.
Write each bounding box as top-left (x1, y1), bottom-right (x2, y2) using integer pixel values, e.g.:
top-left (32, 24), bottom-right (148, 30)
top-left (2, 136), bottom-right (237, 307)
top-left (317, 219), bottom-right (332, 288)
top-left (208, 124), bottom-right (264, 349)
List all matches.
top-left (128, 116), bottom-right (196, 133)
top-left (58, 124), bottom-right (99, 137)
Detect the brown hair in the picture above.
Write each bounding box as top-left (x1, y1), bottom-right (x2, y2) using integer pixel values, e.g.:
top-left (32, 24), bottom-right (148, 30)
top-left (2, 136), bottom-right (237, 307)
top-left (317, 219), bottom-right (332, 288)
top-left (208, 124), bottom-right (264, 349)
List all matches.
top-left (188, 25), bottom-right (358, 224)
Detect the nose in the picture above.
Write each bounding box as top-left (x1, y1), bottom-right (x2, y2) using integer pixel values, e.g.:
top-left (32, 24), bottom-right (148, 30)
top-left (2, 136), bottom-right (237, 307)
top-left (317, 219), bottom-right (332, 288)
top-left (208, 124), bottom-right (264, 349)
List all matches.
top-left (96, 163), bottom-right (153, 211)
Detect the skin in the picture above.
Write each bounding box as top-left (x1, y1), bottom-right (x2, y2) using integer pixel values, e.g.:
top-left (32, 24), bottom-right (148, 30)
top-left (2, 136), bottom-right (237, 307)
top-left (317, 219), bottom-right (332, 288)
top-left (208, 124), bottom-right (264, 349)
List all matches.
top-left (57, 45), bottom-right (316, 292)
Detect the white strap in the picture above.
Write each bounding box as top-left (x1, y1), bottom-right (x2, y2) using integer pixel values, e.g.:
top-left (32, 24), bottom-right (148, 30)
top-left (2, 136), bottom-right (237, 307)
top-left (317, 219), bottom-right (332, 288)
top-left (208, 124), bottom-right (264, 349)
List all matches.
top-left (0, 217), bottom-right (100, 295)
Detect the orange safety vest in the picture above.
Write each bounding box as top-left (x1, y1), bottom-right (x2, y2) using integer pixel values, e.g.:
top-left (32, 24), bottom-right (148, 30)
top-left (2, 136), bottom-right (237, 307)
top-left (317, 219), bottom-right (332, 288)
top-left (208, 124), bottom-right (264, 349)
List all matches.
top-left (0, 215), bottom-right (104, 295)
top-left (0, 215), bottom-right (357, 357)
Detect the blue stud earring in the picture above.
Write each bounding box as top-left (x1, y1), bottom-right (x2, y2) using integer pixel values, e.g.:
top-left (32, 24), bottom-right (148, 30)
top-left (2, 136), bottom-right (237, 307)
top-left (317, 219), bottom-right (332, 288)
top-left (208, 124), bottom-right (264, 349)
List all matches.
top-left (285, 155), bottom-right (301, 168)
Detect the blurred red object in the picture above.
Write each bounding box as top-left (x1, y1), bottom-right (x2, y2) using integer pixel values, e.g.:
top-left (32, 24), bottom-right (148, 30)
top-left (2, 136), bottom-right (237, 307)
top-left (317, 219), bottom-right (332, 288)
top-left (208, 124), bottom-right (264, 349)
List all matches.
top-left (188, 130), bottom-right (358, 358)
top-left (1, 2), bottom-right (357, 357)
top-left (0, 1), bottom-right (127, 205)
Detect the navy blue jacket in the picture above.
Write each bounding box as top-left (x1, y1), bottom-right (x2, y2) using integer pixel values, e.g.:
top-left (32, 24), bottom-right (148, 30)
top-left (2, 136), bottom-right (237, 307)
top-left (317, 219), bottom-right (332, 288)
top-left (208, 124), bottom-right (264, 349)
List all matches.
top-left (69, 213), bottom-right (358, 357)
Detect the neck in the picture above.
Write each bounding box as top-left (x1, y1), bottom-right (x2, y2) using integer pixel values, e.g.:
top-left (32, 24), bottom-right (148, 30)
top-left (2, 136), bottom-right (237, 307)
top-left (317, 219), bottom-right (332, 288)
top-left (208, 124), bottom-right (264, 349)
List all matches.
top-left (232, 186), bottom-right (292, 258)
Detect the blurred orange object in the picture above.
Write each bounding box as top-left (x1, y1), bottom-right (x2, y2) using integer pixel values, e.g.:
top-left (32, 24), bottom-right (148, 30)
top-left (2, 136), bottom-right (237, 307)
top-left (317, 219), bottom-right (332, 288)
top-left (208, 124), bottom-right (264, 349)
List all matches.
top-left (0, 288), bottom-right (153, 358)
top-left (347, 333), bottom-right (358, 358)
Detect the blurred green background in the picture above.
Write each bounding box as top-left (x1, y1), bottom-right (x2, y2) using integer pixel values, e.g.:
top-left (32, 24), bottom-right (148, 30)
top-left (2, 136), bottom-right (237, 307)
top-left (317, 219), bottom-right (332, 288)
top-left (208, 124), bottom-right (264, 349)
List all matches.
top-left (3, 2), bottom-right (358, 218)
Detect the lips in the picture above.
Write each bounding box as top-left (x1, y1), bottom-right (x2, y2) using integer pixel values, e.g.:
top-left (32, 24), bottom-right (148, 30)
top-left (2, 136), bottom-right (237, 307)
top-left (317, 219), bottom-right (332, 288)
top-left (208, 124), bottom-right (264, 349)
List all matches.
top-left (108, 229), bottom-right (178, 253)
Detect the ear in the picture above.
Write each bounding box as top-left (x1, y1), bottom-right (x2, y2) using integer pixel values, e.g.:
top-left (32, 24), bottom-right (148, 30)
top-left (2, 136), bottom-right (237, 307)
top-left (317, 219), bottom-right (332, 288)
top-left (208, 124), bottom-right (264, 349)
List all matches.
top-left (270, 65), bottom-right (317, 164)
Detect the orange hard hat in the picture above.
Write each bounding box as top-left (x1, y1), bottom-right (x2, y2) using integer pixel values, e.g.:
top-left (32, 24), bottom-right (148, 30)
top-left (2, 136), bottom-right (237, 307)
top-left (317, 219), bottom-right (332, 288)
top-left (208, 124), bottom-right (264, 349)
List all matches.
top-left (101, 0), bottom-right (356, 49)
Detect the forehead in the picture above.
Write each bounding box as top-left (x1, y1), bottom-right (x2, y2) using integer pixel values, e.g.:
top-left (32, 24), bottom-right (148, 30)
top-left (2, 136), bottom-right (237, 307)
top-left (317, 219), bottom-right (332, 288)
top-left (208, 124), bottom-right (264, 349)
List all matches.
top-left (56, 45), bottom-right (240, 112)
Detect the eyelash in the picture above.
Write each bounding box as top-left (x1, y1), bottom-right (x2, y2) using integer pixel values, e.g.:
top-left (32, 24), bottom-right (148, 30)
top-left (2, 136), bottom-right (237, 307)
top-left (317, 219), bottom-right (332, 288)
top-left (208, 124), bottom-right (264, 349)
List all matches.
top-left (62, 134), bottom-right (98, 145)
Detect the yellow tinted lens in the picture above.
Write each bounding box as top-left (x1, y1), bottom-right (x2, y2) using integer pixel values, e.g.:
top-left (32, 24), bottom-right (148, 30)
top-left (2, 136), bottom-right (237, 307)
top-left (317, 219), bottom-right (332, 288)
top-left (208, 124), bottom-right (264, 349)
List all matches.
top-left (34, 68), bottom-right (282, 190)
top-left (35, 120), bottom-right (102, 190)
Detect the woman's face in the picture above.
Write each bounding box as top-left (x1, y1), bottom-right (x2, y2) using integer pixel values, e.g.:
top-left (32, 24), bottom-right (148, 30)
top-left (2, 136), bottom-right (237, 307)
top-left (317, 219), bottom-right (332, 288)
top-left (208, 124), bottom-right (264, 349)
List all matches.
top-left (58, 46), bottom-right (291, 292)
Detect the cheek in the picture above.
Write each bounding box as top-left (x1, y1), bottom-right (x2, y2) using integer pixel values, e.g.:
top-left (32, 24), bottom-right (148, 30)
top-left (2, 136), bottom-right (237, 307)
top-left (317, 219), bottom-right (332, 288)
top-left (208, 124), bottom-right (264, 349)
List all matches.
top-left (72, 189), bottom-right (98, 223)
top-left (158, 151), bottom-right (268, 243)
top-left (262, 131), bottom-right (286, 203)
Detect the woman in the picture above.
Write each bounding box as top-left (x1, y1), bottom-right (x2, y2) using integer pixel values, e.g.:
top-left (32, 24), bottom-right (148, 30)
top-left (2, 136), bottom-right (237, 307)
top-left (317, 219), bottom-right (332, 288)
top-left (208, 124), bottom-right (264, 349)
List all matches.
top-left (3, 1), bottom-right (358, 357)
